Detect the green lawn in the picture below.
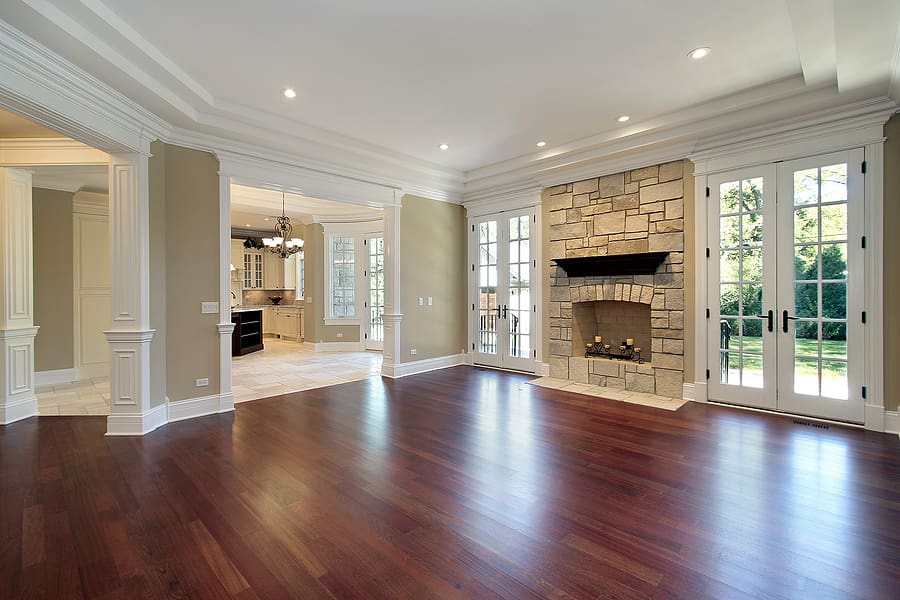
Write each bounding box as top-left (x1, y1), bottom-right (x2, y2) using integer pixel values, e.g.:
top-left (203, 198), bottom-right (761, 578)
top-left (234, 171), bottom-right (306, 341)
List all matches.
top-left (729, 336), bottom-right (846, 377)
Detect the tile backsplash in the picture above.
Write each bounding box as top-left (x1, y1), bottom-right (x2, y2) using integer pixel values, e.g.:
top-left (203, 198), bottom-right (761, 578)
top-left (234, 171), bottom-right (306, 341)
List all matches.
top-left (242, 289), bottom-right (298, 305)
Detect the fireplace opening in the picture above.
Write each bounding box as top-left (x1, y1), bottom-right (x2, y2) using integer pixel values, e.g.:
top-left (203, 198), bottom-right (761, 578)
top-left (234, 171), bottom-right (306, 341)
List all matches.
top-left (572, 301), bottom-right (652, 362)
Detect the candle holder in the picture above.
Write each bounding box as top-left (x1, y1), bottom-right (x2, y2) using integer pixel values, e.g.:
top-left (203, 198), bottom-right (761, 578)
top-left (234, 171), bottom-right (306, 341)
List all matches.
top-left (584, 336), bottom-right (642, 362)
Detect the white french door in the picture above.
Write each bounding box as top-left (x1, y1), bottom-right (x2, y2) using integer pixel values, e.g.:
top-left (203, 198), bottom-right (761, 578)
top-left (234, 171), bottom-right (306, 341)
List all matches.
top-left (365, 236), bottom-right (384, 351)
top-left (708, 149), bottom-right (865, 423)
top-left (470, 210), bottom-right (536, 372)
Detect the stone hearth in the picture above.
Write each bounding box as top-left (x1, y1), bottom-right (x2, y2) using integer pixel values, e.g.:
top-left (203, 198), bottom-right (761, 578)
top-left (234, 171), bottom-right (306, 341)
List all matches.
top-left (547, 161), bottom-right (685, 398)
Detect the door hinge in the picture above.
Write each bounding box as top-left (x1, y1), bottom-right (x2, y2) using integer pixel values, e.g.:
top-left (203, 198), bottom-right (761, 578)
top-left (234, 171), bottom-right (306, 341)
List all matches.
top-left (364, 333), bottom-right (368, 339)
top-left (472, 343), bottom-right (475, 351)
top-left (533, 350), bottom-right (537, 358)
top-left (862, 311), bottom-right (867, 324)
top-left (533, 259), bottom-right (536, 268)
top-left (706, 186), bottom-right (710, 198)
top-left (472, 303), bottom-right (475, 311)
top-left (861, 161), bottom-right (867, 174)
top-left (706, 247), bottom-right (710, 258)
top-left (472, 224), bottom-right (475, 232)
top-left (706, 369), bottom-right (710, 380)
top-left (862, 386), bottom-right (867, 399)
top-left (862, 235), bottom-right (866, 249)
top-left (533, 304), bottom-right (536, 313)
top-left (706, 308), bottom-right (710, 318)
top-left (472, 264), bottom-right (475, 272)
top-left (363, 239), bottom-right (367, 245)
top-left (533, 215), bottom-right (537, 223)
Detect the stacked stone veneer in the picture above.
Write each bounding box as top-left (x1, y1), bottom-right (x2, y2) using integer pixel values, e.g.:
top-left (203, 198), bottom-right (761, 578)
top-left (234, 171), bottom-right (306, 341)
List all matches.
top-left (547, 161), bottom-right (685, 398)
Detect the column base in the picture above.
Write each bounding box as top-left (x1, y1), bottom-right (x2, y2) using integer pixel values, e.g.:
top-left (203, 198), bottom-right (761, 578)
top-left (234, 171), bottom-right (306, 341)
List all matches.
top-left (106, 403), bottom-right (167, 436)
top-left (0, 395), bottom-right (38, 424)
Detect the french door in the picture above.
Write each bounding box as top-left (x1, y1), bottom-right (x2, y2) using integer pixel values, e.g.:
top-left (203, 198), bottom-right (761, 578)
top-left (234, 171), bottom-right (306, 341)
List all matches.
top-left (471, 210), bottom-right (536, 371)
top-left (708, 149), bottom-right (865, 423)
top-left (365, 236), bottom-right (384, 351)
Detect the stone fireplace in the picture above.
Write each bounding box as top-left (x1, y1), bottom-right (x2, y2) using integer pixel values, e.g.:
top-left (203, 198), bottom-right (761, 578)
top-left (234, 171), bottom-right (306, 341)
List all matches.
top-left (547, 161), bottom-right (685, 398)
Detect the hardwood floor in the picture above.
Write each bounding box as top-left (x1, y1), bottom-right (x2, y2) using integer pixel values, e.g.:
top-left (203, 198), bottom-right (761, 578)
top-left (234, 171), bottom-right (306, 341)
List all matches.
top-left (2, 366), bottom-right (899, 599)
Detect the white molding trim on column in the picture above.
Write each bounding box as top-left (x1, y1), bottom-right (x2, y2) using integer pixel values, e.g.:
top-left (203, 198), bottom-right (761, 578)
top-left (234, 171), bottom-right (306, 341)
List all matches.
top-left (0, 326), bottom-right (40, 424)
top-left (388, 353), bottom-right (466, 378)
top-left (167, 393), bottom-right (234, 423)
top-left (217, 175), bottom-right (235, 413)
top-left (693, 166), bottom-right (710, 403)
top-left (381, 198), bottom-right (403, 378)
top-left (104, 328), bottom-right (156, 435)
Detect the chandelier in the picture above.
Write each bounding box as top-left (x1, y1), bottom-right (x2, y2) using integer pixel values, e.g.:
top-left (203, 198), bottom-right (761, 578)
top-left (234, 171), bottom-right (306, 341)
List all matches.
top-left (262, 193), bottom-right (304, 258)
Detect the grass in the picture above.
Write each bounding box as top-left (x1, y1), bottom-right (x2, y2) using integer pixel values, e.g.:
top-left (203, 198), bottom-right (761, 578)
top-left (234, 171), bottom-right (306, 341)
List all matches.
top-left (725, 336), bottom-right (847, 378)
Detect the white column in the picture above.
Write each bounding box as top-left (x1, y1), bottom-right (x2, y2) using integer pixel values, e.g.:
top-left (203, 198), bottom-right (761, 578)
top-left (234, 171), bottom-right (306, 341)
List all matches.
top-left (381, 196), bottom-right (403, 377)
top-left (0, 168), bottom-right (39, 424)
top-left (105, 152), bottom-right (159, 435)
top-left (217, 174), bottom-right (235, 412)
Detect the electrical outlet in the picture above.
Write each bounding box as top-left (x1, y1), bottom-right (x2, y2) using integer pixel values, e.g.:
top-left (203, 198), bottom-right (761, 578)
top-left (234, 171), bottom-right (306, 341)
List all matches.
top-left (418, 297), bottom-right (424, 306)
top-left (410, 348), bottom-right (417, 355)
top-left (195, 378), bottom-right (209, 387)
top-left (201, 301), bottom-right (219, 314)
top-left (336, 332), bottom-right (344, 338)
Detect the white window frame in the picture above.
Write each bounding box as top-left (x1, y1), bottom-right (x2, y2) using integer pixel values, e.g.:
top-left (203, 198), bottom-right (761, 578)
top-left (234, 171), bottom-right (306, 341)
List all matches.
top-left (322, 221), bottom-right (383, 326)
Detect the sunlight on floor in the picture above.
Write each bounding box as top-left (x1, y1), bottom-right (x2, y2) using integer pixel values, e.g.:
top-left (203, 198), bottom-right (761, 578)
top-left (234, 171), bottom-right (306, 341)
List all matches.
top-left (232, 338), bottom-right (383, 403)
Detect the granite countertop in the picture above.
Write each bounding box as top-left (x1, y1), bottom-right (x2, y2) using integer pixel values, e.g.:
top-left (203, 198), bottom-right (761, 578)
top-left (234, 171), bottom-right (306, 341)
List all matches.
top-left (231, 304), bottom-right (304, 313)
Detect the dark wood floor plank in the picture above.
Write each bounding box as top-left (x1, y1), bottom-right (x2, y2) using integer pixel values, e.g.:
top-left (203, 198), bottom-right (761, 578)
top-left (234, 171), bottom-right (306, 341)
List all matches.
top-left (2, 366), bottom-right (899, 599)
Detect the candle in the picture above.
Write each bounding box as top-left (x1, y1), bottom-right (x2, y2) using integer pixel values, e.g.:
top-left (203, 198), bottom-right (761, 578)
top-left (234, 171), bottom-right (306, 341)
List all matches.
top-left (626, 338), bottom-right (634, 345)
top-left (635, 347), bottom-right (641, 353)
top-left (604, 344), bottom-right (611, 349)
top-left (594, 336), bottom-right (602, 343)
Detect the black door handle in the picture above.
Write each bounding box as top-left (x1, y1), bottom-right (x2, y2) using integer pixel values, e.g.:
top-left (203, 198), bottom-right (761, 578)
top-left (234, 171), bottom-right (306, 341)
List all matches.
top-left (782, 310), bottom-right (799, 333)
top-left (755, 309), bottom-right (773, 332)
top-left (502, 305), bottom-right (508, 319)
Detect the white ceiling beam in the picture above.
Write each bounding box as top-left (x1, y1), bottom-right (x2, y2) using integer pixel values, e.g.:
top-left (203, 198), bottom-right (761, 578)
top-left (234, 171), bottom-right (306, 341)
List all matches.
top-left (786, 0), bottom-right (838, 87)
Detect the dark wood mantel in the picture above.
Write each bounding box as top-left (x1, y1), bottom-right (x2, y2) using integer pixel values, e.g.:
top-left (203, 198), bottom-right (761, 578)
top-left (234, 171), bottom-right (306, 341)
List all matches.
top-left (552, 252), bottom-right (669, 277)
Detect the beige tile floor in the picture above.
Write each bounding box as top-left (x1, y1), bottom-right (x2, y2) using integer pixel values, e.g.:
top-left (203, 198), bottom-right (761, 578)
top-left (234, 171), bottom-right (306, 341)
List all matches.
top-left (36, 376), bottom-right (111, 416)
top-left (232, 338), bottom-right (383, 404)
top-left (527, 376), bottom-right (688, 411)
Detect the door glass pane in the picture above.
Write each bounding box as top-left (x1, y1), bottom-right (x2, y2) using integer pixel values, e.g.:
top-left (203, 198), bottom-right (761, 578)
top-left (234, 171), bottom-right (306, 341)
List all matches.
top-left (507, 215), bottom-right (531, 358)
top-left (478, 221), bottom-right (499, 354)
top-left (790, 163), bottom-right (850, 399)
top-left (369, 237), bottom-right (384, 342)
top-left (716, 177), bottom-right (768, 388)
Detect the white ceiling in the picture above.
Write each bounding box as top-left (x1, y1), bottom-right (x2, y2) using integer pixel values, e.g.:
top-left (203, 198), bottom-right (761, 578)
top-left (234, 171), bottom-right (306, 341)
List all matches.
top-left (0, 1), bottom-right (898, 182)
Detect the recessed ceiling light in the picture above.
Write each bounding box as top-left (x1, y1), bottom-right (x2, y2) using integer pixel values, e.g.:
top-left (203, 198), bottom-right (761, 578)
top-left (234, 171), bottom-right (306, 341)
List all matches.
top-left (617, 115), bottom-right (631, 123)
top-left (688, 47), bottom-right (711, 60)
top-left (536, 141), bottom-right (547, 147)
top-left (282, 88), bottom-right (297, 99)
top-left (439, 143), bottom-right (449, 150)
top-left (245, 223), bottom-right (251, 227)
top-left (264, 218), bottom-right (269, 221)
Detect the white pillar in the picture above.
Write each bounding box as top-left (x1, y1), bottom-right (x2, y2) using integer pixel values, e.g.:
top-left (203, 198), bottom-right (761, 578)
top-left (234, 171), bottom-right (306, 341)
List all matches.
top-left (381, 196), bottom-right (403, 377)
top-left (0, 168), bottom-right (39, 424)
top-left (217, 174), bottom-right (235, 412)
top-left (105, 152), bottom-right (159, 435)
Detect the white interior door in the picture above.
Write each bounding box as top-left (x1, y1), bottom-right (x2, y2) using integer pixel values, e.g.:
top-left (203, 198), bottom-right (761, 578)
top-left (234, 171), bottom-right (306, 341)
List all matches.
top-left (471, 211), bottom-right (535, 371)
top-left (776, 150), bottom-right (864, 422)
top-left (707, 166), bottom-right (778, 410)
top-left (707, 150), bottom-right (865, 423)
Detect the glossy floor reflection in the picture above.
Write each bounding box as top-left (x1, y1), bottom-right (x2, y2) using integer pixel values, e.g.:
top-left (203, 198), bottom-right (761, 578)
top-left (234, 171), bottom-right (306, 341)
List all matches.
top-left (2, 367), bottom-right (898, 598)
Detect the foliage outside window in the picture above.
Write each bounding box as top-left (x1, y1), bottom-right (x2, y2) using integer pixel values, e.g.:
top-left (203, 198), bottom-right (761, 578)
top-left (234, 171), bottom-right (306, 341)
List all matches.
top-left (331, 236), bottom-right (355, 318)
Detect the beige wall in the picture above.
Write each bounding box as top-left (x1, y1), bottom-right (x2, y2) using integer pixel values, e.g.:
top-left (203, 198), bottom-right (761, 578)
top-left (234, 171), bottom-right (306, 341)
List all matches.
top-left (32, 187), bottom-right (74, 372)
top-left (148, 141), bottom-right (167, 408)
top-left (163, 143), bottom-right (221, 402)
top-left (883, 114), bottom-right (900, 412)
top-left (399, 194), bottom-right (467, 362)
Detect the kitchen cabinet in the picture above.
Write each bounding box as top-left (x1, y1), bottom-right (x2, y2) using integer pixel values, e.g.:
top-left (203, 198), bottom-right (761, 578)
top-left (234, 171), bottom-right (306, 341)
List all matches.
top-left (263, 253), bottom-right (297, 290)
top-left (231, 309), bottom-right (263, 356)
top-left (243, 249), bottom-right (264, 289)
top-left (230, 239), bottom-right (244, 274)
top-left (262, 307), bottom-right (274, 335)
top-left (269, 306), bottom-right (304, 341)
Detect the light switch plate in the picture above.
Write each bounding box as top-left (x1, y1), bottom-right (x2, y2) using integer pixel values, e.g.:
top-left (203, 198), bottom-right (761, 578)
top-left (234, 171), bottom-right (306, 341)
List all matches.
top-left (195, 378), bottom-right (209, 387)
top-left (418, 297), bottom-right (424, 306)
top-left (201, 301), bottom-right (219, 314)
top-left (428, 296), bottom-right (433, 306)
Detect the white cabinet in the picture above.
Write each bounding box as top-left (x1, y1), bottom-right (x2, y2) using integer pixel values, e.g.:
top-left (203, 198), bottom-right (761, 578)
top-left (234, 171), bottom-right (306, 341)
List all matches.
top-left (269, 306), bottom-right (304, 341)
top-left (262, 307), bottom-right (275, 335)
top-left (230, 239), bottom-right (244, 275)
top-left (243, 249), bottom-right (264, 289)
top-left (263, 253), bottom-right (297, 290)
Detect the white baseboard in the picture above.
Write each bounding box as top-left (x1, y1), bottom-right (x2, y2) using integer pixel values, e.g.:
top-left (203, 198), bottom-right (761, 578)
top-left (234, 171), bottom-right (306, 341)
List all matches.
top-left (0, 395), bottom-right (39, 424)
top-left (537, 362), bottom-right (550, 376)
top-left (106, 403), bottom-right (167, 436)
top-left (303, 341), bottom-right (365, 352)
top-left (384, 353), bottom-right (466, 378)
top-left (688, 381), bottom-right (708, 403)
top-left (35, 368), bottom-right (77, 386)
top-left (167, 393), bottom-right (235, 424)
top-left (865, 403), bottom-right (886, 432)
top-left (885, 411), bottom-right (899, 438)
